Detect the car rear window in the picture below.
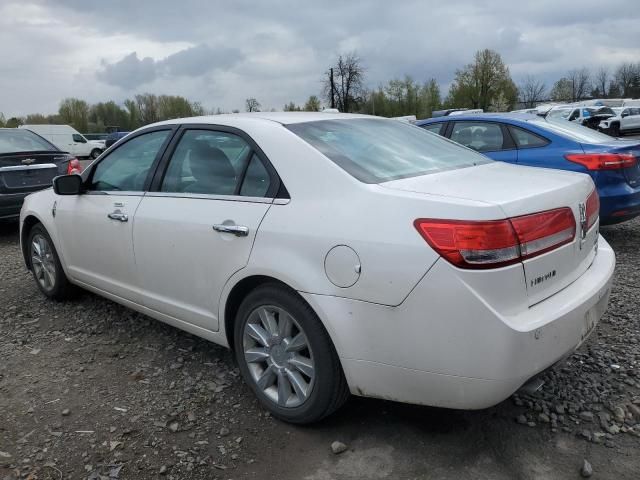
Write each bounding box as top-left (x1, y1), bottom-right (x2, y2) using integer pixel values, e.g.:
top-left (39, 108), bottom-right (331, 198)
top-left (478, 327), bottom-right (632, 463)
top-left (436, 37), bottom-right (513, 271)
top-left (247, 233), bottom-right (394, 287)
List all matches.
top-left (0, 129), bottom-right (57, 154)
top-left (529, 118), bottom-right (616, 144)
top-left (286, 118), bottom-right (491, 183)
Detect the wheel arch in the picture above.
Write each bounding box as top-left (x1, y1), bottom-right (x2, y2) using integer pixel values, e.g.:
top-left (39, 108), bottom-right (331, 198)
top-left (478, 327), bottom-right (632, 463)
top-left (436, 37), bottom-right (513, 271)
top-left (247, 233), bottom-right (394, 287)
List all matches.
top-left (222, 274), bottom-right (301, 351)
top-left (21, 214), bottom-right (43, 269)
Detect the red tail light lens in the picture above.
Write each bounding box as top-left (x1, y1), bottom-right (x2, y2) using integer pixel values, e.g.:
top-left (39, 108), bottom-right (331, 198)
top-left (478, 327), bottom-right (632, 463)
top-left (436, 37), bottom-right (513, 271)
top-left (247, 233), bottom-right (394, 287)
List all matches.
top-left (585, 189), bottom-right (599, 229)
top-left (66, 158), bottom-right (82, 175)
top-left (414, 207), bottom-right (576, 269)
top-left (565, 153), bottom-right (636, 170)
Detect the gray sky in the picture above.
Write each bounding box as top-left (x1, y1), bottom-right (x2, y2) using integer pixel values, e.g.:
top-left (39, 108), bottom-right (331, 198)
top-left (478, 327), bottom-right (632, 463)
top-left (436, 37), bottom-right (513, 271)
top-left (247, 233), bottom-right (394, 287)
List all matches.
top-left (2, 0), bottom-right (639, 117)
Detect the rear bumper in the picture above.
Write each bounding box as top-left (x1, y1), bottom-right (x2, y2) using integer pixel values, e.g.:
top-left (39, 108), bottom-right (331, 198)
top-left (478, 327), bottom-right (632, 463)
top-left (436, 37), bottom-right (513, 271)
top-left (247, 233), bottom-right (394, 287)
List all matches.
top-left (599, 188), bottom-right (640, 224)
top-left (302, 237), bottom-right (615, 409)
top-left (0, 192), bottom-right (29, 219)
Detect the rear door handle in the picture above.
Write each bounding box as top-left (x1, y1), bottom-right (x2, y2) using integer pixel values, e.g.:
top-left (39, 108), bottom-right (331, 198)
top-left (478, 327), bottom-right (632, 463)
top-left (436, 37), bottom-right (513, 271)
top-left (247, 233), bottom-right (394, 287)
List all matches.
top-left (107, 212), bottom-right (128, 222)
top-left (213, 224), bottom-right (249, 237)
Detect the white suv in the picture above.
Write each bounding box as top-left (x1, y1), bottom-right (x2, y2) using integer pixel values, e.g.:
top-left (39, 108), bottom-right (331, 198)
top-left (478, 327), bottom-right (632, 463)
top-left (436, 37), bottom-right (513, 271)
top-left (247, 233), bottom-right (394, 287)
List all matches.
top-left (599, 107), bottom-right (640, 137)
top-left (546, 106), bottom-right (616, 131)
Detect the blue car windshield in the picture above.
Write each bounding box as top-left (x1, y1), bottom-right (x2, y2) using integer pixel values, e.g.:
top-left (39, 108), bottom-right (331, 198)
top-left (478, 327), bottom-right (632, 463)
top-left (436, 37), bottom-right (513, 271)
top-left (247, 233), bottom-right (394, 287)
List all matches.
top-left (287, 118), bottom-right (491, 183)
top-left (529, 118), bottom-right (616, 144)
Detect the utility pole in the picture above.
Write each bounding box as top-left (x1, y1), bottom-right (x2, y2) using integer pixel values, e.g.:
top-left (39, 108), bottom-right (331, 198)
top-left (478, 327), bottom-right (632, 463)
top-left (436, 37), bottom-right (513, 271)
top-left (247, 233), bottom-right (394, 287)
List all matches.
top-left (329, 68), bottom-right (336, 109)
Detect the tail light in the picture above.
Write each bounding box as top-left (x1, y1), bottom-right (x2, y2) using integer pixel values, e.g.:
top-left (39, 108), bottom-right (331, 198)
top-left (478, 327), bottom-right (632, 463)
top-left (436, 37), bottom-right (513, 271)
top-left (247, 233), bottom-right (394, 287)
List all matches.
top-left (565, 152), bottom-right (636, 170)
top-left (585, 189), bottom-right (599, 229)
top-left (414, 208), bottom-right (576, 269)
top-left (66, 158), bottom-right (82, 175)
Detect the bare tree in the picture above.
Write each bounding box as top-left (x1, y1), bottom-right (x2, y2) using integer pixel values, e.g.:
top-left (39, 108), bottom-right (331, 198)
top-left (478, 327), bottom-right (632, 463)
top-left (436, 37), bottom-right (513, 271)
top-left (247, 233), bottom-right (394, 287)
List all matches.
top-left (615, 63), bottom-right (636, 97)
top-left (518, 75), bottom-right (546, 108)
top-left (245, 98), bottom-right (261, 112)
top-left (323, 53), bottom-right (365, 113)
top-left (567, 68), bottom-right (591, 102)
top-left (595, 66), bottom-right (609, 97)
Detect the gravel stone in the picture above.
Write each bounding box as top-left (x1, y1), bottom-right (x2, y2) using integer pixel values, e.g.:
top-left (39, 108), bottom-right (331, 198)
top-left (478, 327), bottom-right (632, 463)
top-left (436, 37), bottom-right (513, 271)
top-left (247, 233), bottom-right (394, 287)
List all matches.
top-left (331, 441), bottom-right (348, 454)
top-left (580, 459), bottom-right (593, 478)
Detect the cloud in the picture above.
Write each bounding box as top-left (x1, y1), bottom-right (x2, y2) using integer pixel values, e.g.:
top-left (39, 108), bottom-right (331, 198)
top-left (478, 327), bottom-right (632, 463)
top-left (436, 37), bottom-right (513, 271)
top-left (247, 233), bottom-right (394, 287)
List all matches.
top-left (1, 0), bottom-right (639, 116)
top-left (97, 52), bottom-right (157, 89)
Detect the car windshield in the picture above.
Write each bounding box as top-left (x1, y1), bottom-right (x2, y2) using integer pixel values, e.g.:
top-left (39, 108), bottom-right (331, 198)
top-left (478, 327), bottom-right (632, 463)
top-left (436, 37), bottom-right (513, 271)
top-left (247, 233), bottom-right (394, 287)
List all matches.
top-left (530, 118), bottom-right (617, 143)
top-left (0, 129), bottom-right (57, 154)
top-left (286, 118), bottom-right (491, 183)
top-left (547, 108), bottom-right (572, 120)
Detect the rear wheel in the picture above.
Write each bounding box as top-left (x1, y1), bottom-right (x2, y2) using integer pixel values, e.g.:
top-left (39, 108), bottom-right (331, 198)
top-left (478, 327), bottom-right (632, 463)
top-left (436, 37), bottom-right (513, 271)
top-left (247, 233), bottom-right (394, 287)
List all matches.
top-left (234, 284), bottom-right (349, 424)
top-left (28, 224), bottom-right (76, 300)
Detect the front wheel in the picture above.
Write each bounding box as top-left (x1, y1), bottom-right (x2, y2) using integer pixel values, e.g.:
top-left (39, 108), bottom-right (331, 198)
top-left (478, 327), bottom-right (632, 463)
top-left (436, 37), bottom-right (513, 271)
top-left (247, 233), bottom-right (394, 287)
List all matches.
top-left (234, 284), bottom-right (349, 424)
top-left (28, 224), bottom-right (76, 300)
top-left (90, 148), bottom-right (102, 159)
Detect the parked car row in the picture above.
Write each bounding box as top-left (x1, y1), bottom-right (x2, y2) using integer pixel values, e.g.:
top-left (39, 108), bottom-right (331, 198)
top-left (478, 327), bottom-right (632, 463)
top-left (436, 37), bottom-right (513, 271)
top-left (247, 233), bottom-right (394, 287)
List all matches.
top-left (19, 112), bottom-right (614, 424)
top-left (417, 113), bottom-right (640, 225)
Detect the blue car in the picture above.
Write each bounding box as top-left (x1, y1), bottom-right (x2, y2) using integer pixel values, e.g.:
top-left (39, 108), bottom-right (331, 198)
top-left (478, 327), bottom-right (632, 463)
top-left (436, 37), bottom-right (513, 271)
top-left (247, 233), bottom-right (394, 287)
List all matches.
top-left (416, 113), bottom-right (640, 225)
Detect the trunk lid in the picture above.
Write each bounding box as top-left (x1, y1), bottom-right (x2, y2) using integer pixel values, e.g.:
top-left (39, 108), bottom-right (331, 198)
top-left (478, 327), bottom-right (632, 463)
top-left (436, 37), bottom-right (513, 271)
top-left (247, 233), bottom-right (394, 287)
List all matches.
top-left (381, 162), bottom-right (597, 306)
top-left (0, 151), bottom-right (68, 194)
top-left (580, 140), bottom-right (640, 188)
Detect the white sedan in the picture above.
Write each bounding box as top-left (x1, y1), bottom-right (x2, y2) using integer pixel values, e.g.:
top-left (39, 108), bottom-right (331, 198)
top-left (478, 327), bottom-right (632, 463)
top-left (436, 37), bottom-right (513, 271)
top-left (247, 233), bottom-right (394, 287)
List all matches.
top-left (19, 112), bottom-right (615, 423)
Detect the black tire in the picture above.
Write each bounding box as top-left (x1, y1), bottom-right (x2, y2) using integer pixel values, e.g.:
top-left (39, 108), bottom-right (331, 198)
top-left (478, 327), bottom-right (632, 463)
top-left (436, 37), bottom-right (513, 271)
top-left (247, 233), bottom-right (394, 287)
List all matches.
top-left (609, 123), bottom-right (620, 137)
top-left (90, 148), bottom-right (102, 159)
top-left (27, 223), bottom-right (76, 300)
top-left (233, 284), bottom-right (349, 424)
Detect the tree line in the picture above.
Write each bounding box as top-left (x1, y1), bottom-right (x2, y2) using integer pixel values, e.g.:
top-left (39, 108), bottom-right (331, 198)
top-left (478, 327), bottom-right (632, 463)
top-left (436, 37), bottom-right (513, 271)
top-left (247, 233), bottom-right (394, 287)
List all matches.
top-left (1, 49), bottom-right (639, 132)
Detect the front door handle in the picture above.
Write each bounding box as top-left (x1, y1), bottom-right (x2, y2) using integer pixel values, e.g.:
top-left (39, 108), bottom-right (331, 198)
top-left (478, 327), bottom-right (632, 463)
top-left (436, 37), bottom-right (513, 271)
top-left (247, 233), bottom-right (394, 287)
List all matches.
top-left (213, 224), bottom-right (249, 237)
top-left (107, 212), bottom-right (128, 222)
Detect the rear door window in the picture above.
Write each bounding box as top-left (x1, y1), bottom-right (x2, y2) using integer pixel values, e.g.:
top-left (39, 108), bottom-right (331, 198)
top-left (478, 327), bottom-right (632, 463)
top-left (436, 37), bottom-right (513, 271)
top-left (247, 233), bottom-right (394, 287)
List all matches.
top-left (508, 126), bottom-right (549, 149)
top-left (450, 122), bottom-right (505, 152)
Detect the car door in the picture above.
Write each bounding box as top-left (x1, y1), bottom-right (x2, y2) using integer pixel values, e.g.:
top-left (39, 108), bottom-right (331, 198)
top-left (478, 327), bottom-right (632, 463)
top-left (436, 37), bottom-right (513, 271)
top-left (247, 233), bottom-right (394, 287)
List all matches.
top-left (627, 108), bottom-right (640, 131)
top-left (54, 128), bottom-right (174, 303)
top-left (448, 121), bottom-right (517, 163)
top-left (132, 126), bottom-right (279, 331)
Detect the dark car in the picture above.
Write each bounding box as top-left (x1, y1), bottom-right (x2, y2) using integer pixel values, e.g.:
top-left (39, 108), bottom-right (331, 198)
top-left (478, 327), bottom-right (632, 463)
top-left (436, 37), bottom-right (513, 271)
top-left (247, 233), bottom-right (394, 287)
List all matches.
top-left (0, 128), bottom-right (81, 220)
top-left (416, 113), bottom-right (640, 224)
top-left (104, 131), bottom-right (130, 149)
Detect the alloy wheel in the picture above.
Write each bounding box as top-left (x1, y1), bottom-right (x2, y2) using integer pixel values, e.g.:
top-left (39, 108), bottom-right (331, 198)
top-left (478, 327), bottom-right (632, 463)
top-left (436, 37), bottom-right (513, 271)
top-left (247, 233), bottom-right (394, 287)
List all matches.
top-left (242, 305), bottom-right (315, 408)
top-left (31, 234), bottom-right (56, 291)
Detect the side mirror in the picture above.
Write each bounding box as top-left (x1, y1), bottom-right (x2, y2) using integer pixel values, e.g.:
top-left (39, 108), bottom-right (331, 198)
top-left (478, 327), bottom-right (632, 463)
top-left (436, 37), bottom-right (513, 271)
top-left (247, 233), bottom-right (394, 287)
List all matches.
top-left (53, 174), bottom-right (83, 195)
top-left (621, 112), bottom-right (628, 118)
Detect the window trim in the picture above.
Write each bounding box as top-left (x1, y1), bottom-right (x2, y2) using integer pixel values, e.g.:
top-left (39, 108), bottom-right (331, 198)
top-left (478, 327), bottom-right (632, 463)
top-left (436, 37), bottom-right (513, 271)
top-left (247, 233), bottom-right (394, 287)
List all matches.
top-left (507, 124), bottom-right (550, 150)
top-left (149, 124), bottom-right (284, 200)
top-left (448, 120), bottom-right (515, 153)
top-left (82, 125), bottom-right (178, 194)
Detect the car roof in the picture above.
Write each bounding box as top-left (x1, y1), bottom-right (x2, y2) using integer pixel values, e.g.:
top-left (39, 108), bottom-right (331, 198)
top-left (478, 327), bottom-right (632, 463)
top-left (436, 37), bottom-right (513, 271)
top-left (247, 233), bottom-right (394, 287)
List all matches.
top-left (151, 112), bottom-right (373, 128)
top-left (416, 112), bottom-right (539, 125)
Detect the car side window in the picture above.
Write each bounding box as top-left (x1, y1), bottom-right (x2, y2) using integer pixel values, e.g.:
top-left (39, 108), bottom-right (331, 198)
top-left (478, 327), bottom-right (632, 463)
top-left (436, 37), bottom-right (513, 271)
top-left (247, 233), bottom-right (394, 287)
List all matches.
top-left (90, 130), bottom-right (170, 192)
top-left (161, 130), bottom-right (252, 196)
top-left (72, 134), bottom-right (87, 143)
top-left (450, 122), bottom-right (504, 152)
top-left (240, 154), bottom-right (271, 197)
top-left (569, 110), bottom-right (579, 121)
top-left (421, 123), bottom-right (444, 135)
top-left (508, 126), bottom-right (549, 149)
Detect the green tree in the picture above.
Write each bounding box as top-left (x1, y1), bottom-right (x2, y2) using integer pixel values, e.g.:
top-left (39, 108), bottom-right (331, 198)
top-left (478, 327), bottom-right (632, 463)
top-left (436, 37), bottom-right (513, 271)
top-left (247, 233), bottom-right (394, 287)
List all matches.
top-left (283, 101), bottom-right (301, 111)
top-left (446, 49), bottom-right (517, 111)
top-left (0, 113), bottom-right (5, 127)
top-left (303, 95), bottom-right (321, 111)
top-left (5, 117), bottom-right (23, 128)
top-left (550, 78), bottom-right (573, 102)
top-left (58, 98), bottom-right (90, 132)
top-left (89, 101), bottom-right (130, 132)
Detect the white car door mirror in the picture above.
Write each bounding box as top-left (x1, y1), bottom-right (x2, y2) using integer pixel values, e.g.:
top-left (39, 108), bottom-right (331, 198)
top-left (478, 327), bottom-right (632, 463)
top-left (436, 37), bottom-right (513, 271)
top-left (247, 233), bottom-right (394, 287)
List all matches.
top-left (53, 174), bottom-right (83, 195)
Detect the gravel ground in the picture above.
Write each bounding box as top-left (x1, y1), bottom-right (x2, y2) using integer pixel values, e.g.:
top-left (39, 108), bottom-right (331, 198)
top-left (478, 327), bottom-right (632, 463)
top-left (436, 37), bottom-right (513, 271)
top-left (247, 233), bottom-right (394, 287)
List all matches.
top-left (1, 217), bottom-right (640, 479)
